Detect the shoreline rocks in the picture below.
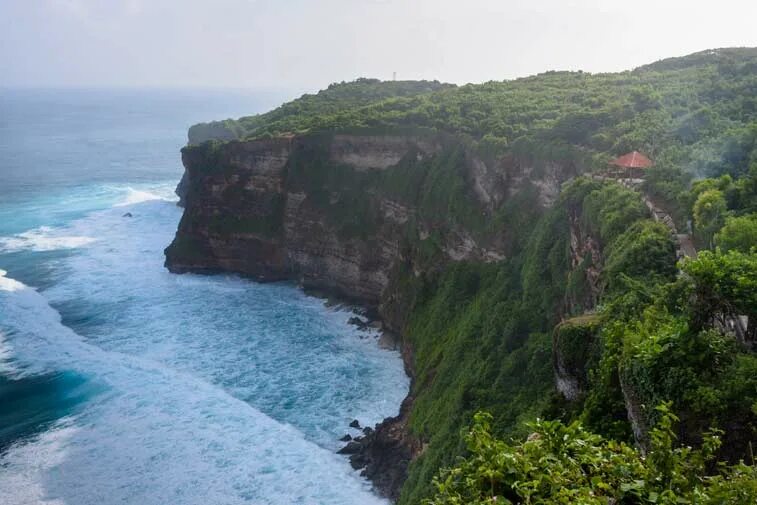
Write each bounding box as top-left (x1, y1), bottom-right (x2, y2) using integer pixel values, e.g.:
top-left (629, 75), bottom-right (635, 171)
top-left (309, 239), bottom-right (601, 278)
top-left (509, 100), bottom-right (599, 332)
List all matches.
top-left (337, 392), bottom-right (421, 502)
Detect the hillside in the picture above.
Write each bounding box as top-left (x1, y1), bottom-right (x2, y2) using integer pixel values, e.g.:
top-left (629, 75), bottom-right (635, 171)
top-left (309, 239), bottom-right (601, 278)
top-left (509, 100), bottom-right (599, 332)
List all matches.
top-left (187, 78), bottom-right (453, 144)
top-left (194, 48), bottom-right (757, 178)
top-left (168, 48), bottom-right (757, 503)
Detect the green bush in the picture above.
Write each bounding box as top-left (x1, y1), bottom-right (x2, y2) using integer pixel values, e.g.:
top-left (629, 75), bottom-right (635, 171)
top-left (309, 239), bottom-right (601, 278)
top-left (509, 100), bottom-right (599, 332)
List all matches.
top-left (716, 213), bottom-right (757, 252)
top-left (426, 406), bottom-right (757, 505)
top-left (603, 220), bottom-right (677, 294)
top-left (582, 184), bottom-right (649, 244)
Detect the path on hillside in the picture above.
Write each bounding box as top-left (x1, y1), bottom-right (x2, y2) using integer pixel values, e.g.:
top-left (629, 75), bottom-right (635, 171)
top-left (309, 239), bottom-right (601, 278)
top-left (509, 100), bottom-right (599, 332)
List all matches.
top-left (590, 175), bottom-right (697, 259)
top-left (587, 175), bottom-right (753, 342)
top-left (639, 191), bottom-right (697, 260)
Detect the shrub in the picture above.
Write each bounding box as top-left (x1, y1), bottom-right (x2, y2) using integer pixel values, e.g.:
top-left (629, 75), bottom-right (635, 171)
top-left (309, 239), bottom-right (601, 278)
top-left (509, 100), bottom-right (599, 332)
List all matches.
top-left (426, 406), bottom-right (757, 505)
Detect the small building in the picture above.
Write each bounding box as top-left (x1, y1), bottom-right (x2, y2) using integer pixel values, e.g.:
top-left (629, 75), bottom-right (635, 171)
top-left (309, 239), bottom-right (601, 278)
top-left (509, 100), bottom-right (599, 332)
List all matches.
top-left (608, 151), bottom-right (653, 179)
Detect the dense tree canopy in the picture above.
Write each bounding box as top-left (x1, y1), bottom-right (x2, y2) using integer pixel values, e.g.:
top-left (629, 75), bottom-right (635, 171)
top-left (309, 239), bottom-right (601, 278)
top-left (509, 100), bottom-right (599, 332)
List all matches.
top-left (426, 407), bottom-right (757, 505)
top-left (716, 214), bottom-right (757, 252)
top-left (186, 48), bottom-right (757, 504)
top-left (197, 49), bottom-right (757, 182)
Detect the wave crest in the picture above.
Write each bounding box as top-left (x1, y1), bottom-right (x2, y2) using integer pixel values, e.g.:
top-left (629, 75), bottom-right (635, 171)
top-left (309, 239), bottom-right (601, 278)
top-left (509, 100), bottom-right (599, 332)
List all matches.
top-left (0, 271), bottom-right (389, 505)
top-left (0, 226), bottom-right (96, 253)
top-left (113, 186), bottom-right (176, 207)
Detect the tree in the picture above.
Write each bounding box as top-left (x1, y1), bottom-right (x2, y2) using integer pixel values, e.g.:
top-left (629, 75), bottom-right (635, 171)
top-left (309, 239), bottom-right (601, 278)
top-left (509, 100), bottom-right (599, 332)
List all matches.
top-left (693, 189), bottom-right (728, 248)
top-left (681, 249), bottom-right (757, 342)
top-left (716, 214), bottom-right (757, 252)
top-left (426, 407), bottom-right (757, 505)
top-left (733, 163), bottom-right (757, 214)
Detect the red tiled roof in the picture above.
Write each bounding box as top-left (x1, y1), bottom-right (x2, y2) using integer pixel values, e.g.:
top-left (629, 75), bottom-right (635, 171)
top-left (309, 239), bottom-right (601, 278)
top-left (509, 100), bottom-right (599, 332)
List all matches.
top-left (609, 151), bottom-right (653, 168)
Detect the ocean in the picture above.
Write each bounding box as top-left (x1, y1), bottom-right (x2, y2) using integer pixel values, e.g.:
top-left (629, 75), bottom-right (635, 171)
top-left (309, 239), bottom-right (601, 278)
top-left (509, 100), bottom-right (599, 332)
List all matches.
top-left (0, 88), bottom-right (409, 505)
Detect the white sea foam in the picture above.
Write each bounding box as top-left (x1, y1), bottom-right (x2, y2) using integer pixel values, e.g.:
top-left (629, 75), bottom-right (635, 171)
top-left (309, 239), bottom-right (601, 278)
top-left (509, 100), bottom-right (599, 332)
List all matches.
top-left (0, 226), bottom-right (97, 253)
top-left (0, 184), bottom-right (176, 252)
top-left (113, 186), bottom-right (176, 207)
top-left (0, 267), bottom-right (390, 505)
top-left (0, 188), bottom-right (409, 504)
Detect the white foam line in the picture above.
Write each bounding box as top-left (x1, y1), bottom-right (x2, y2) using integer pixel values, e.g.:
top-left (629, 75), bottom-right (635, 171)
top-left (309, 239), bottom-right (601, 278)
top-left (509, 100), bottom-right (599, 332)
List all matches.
top-left (0, 272), bottom-right (389, 505)
top-left (111, 184), bottom-right (178, 207)
top-left (0, 226), bottom-right (97, 253)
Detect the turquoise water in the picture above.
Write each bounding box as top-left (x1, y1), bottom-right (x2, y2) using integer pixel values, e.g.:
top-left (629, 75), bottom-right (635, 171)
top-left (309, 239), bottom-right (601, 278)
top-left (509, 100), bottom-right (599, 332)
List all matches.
top-left (0, 89), bottom-right (408, 504)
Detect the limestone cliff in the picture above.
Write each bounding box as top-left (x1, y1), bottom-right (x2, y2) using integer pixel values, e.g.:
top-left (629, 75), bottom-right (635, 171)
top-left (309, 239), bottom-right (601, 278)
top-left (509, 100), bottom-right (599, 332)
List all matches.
top-left (552, 315), bottom-right (601, 402)
top-left (164, 130), bottom-right (582, 498)
top-left (166, 131), bottom-right (575, 312)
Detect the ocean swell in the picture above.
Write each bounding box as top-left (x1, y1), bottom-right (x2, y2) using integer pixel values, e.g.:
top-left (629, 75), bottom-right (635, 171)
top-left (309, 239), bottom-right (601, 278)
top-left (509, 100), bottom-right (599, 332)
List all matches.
top-left (0, 191), bottom-right (408, 504)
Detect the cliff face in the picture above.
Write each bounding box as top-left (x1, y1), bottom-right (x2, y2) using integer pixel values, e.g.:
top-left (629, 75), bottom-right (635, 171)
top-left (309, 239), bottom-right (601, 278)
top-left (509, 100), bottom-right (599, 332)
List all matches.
top-left (552, 315), bottom-right (600, 402)
top-left (566, 209), bottom-right (603, 312)
top-left (168, 137), bottom-right (295, 282)
top-left (165, 131), bottom-right (581, 499)
top-left (166, 132), bottom-right (575, 310)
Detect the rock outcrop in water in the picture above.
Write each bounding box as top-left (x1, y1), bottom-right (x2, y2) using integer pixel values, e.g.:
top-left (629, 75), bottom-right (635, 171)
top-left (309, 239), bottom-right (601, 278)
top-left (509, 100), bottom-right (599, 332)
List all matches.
top-left (344, 393), bottom-right (421, 502)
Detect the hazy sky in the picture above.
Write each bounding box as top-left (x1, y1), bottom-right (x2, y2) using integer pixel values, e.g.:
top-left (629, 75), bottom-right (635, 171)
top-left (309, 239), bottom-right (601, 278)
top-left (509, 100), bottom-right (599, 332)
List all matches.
top-left (2, 0), bottom-right (757, 92)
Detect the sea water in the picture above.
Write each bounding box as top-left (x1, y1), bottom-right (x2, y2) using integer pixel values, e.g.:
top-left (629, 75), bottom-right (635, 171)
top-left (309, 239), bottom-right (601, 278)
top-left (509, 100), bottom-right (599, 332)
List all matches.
top-left (0, 89), bottom-right (409, 504)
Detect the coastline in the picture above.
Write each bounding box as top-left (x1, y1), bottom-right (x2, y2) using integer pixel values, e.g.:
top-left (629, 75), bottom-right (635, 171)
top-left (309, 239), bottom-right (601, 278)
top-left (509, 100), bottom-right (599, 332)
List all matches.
top-left (297, 285), bottom-right (420, 502)
top-left (304, 286), bottom-right (420, 502)
top-left (279, 282), bottom-right (420, 501)
top-left (166, 259), bottom-right (418, 501)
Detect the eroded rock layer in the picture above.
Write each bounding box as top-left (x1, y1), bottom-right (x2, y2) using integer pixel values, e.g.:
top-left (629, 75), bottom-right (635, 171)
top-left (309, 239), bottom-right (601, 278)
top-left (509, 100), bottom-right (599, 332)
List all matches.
top-left (166, 132), bottom-right (575, 307)
top-left (165, 131), bottom-right (582, 498)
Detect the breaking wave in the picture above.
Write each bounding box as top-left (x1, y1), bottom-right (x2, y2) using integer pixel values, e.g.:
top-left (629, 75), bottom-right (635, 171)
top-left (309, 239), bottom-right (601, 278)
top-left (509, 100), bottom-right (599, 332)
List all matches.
top-left (0, 191), bottom-right (408, 505)
top-left (0, 226), bottom-right (97, 253)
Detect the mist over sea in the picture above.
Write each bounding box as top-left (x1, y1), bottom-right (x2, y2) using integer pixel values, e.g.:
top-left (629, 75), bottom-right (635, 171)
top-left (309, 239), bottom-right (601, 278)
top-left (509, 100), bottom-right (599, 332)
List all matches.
top-left (0, 88), bottom-right (408, 505)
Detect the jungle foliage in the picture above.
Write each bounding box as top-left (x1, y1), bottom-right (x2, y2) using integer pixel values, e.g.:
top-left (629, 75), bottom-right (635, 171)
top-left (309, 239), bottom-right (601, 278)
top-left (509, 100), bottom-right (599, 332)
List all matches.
top-left (422, 171), bottom-right (756, 504)
top-left (426, 406), bottom-right (757, 505)
top-left (185, 48), bottom-right (757, 503)
top-left (206, 49), bottom-right (757, 181)
top-left (395, 178), bottom-right (687, 504)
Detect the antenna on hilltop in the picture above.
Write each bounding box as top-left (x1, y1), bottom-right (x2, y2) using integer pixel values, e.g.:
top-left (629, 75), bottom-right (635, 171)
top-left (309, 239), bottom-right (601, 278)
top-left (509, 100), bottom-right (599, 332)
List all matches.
top-left (393, 71), bottom-right (396, 81)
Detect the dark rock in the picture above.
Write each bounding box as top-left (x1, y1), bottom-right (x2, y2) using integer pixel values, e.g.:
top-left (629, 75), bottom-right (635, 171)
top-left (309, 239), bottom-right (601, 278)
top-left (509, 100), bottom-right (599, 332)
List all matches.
top-left (122, 212), bottom-right (133, 218)
top-left (347, 316), bottom-right (370, 330)
top-left (363, 426), bottom-right (374, 435)
top-left (337, 441), bottom-right (363, 455)
top-left (351, 453), bottom-right (367, 469)
top-left (339, 434), bottom-right (352, 442)
top-left (174, 169), bottom-right (189, 208)
top-left (349, 419), bottom-right (361, 429)
top-left (347, 393), bottom-right (422, 502)
top-left (378, 331), bottom-right (399, 350)
top-left (323, 297), bottom-right (344, 309)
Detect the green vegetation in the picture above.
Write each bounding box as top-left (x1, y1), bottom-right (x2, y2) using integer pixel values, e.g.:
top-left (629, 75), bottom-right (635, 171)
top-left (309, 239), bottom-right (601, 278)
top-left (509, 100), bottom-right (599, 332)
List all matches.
top-left (188, 78), bottom-right (451, 143)
top-left (420, 169), bottom-right (756, 503)
top-left (183, 48), bottom-right (757, 502)
top-left (393, 178), bottom-right (688, 504)
top-left (603, 220), bottom-right (677, 293)
top-left (693, 189), bottom-right (728, 248)
top-left (427, 406), bottom-right (757, 505)
top-left (398, 262), bottom-right (555, 505)
top-left (552, 315), bottom-right (602, 394)
top-left (717, 214), bottom-right (757, 252)
top-left (200, 49), bottom-right (757, 181)
top-left (397, 166), bottom-right (757, 502)
top-left (682, 250), bottom-right (757, 340)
